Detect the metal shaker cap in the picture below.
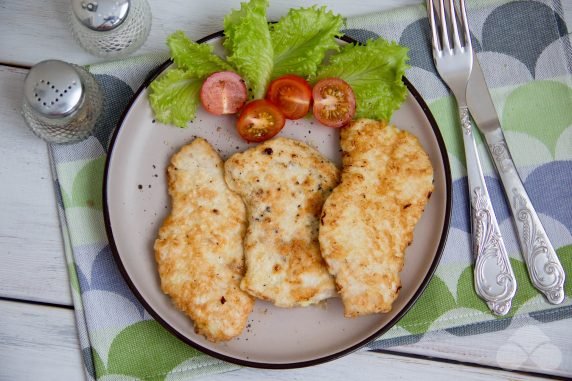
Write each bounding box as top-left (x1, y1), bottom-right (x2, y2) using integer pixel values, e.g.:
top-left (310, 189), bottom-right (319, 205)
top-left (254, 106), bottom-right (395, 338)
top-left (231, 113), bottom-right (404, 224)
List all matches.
top-left (24, 60), bottom-right (85, 118)
top-left (71, 0), bottom-right (130, 31)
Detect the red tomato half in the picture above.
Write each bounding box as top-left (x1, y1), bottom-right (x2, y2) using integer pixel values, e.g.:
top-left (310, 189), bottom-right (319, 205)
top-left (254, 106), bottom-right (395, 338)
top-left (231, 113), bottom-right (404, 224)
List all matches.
top-left (236, 100), bottom-right (286, 143)
top-left (312, 78), bottom-right (356, 128)
top-left (200, 71), bottom-right (247, 115)
top-left (266, 75), bottom-right (312, 120)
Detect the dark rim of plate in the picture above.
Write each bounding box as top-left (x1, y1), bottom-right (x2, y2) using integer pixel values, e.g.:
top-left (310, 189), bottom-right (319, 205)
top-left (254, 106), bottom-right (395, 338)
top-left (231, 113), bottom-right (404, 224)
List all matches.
top-left (102, 30), bottom-right (453, 369)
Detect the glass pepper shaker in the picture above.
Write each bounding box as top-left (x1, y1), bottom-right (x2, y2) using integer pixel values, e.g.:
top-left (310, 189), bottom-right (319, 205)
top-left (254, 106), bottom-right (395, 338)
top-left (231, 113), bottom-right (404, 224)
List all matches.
top-left (22, 60), bottom-right (103, 144)
top-left (69, 0), bottom-right (152, 58)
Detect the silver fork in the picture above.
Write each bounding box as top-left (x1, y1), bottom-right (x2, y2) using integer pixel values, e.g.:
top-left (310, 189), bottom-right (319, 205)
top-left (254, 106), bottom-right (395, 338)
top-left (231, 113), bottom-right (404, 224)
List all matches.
top-left (427, 0), bottom-right (517, 315)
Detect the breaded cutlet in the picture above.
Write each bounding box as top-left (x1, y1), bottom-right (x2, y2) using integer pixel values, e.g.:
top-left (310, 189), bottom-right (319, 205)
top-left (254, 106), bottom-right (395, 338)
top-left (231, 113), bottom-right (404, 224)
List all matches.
top-left (319, 119), bottom-right (434, 317)
top-left (154, 138), bottom-right (254, 342)
top-left (224, 137), bottom-right (339, 307)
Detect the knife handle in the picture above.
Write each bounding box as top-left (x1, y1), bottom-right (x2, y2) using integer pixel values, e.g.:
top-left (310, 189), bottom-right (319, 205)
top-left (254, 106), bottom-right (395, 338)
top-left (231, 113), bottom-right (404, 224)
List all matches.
top-left (484, 128), bottom-right (566, 304)
top-left (460, 106), bottom-right (517, 315)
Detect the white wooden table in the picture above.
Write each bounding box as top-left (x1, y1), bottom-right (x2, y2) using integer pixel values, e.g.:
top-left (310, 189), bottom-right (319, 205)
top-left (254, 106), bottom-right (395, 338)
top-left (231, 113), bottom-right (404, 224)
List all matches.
top-left (0, 1), bottom-right (569, 380)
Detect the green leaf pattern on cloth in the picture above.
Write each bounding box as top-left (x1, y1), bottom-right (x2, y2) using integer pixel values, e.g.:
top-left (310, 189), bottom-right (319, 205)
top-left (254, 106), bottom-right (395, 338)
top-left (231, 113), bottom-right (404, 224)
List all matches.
top-left (48, 1), bottom-right (572, 379)
top-left (93, 348), bottom-right (107, 378)
top-left (559, 245), bottom-right (572, 297)
top-left (397, 275), bottom-right (457, 334)
top-left (105, 321), bottom-right (202, 380)
top-left (71, 157), bottom-right (105, 210)
top-left (428, 96), bottom-right (465, 165)
top-left (502, 80), bottom-right (572, 155)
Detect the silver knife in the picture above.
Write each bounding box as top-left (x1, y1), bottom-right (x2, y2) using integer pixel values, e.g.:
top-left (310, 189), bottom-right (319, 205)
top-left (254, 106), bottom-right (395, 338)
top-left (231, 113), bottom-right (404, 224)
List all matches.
top-left (466, 56), bottom-right (566, 304)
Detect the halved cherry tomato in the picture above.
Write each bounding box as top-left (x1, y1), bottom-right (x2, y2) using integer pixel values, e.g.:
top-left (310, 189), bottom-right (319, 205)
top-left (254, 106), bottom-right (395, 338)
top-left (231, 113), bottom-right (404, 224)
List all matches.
top-left (236, 100), bottom-right (286, 142)
top-left (312, 78), bottom-right (356, 128)
top-left (200, 71), bottom-right (247, 115)
top-left (266, 75), bottom-right (312, 120)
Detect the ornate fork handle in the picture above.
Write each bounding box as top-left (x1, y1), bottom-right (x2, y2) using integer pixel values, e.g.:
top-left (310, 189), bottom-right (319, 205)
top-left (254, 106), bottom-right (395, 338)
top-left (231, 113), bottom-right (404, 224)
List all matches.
top-left (485, 128), bottom-right (566, 304)
top-left (460, 107), bottom-right (517, 315)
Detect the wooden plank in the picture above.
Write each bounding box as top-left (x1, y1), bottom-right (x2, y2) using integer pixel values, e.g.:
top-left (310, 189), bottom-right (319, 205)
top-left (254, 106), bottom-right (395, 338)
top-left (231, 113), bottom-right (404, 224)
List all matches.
top-left (0, 0), bottom-right (416, 306)
top-left (0, 299), bottom-right (545, 381)
top-left (201, 350), bottom-right (545, 381)
top-left (390, 317), bottom-right (572, 378)
top-left (0, 1), bottom-right (569, 378)
top-left (0, 65), bottom-right (72, 306)
top-left (0, 64), bottom-right (568, 378)
top-left (0, 300), bottom-right (85, 381)
top-left (0, 0), bottom-right (419, 304)
top-left (0, 0), bottom-right (421, 67)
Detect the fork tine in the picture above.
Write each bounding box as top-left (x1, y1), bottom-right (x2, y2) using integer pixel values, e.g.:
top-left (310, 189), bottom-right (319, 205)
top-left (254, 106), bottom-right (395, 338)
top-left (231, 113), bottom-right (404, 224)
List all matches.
top-left (459, 0), bottom-right (472, 50)
top-left (427, 0), bottom-right (441, 54)
top-left (448, 0), bottom-right (462, 50)
top-left (438, 0), bottom-right (451, 53)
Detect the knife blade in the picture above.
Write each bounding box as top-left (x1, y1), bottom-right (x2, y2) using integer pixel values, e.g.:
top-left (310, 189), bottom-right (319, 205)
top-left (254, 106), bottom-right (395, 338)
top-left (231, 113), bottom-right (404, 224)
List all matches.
top-left (466, 58), bottom-right (502, 134)
top-left (466, 55), bottom-right (566, 304)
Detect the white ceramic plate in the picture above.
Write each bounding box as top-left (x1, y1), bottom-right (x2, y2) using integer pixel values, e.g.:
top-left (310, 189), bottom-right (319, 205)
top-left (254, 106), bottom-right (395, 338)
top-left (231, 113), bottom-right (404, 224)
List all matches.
top-left (103, 32), bottom-right (452, 368)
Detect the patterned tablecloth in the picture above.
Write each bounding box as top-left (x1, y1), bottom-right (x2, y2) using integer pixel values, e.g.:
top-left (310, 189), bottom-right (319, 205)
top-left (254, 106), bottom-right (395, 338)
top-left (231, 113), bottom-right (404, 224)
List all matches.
top-left (48, 0), bottom-right (571, 379)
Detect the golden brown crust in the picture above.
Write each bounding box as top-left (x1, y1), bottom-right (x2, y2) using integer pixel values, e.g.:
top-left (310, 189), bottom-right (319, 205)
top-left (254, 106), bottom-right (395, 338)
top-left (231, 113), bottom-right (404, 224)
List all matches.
top-left (224, 137), bottom-right (339, 307)
top-left (319, 119), bottom-right (434, 317)
top-left (154, 138), bottom-right (254, 342)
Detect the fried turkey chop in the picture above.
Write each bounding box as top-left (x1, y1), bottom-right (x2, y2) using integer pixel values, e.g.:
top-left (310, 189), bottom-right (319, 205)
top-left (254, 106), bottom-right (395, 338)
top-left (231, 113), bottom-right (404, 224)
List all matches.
top-left (319, 119), bottom-right (434, 317)
top-left (154, 138), bottom-right (254, 342)
top-left (224, 138), bottom-right (339, 307)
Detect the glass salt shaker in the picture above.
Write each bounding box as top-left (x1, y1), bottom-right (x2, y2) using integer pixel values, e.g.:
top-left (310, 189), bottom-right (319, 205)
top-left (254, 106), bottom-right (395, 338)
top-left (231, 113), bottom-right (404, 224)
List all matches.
top-left (70, 0), bottom-right (152, 58)
top-left (22, 60), bottom-right (103, 144)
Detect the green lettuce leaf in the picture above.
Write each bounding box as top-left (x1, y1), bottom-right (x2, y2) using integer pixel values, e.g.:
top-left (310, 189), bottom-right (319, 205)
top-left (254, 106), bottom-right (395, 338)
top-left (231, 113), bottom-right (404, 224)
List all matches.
top-left (223, 0), bottom-right (273, 99)
top-left (150, 0), bottom-right (408, 128)
top-left (315, 38), bottom-right (409, 122)
top-left (148, 69), bottom-right (203, 128)
top-left (150, 31), bottom-right (233, 128)
top-left (270, 6), bottom-right (343, 79)
top-left (167, 30), bottom-right (233, 77)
